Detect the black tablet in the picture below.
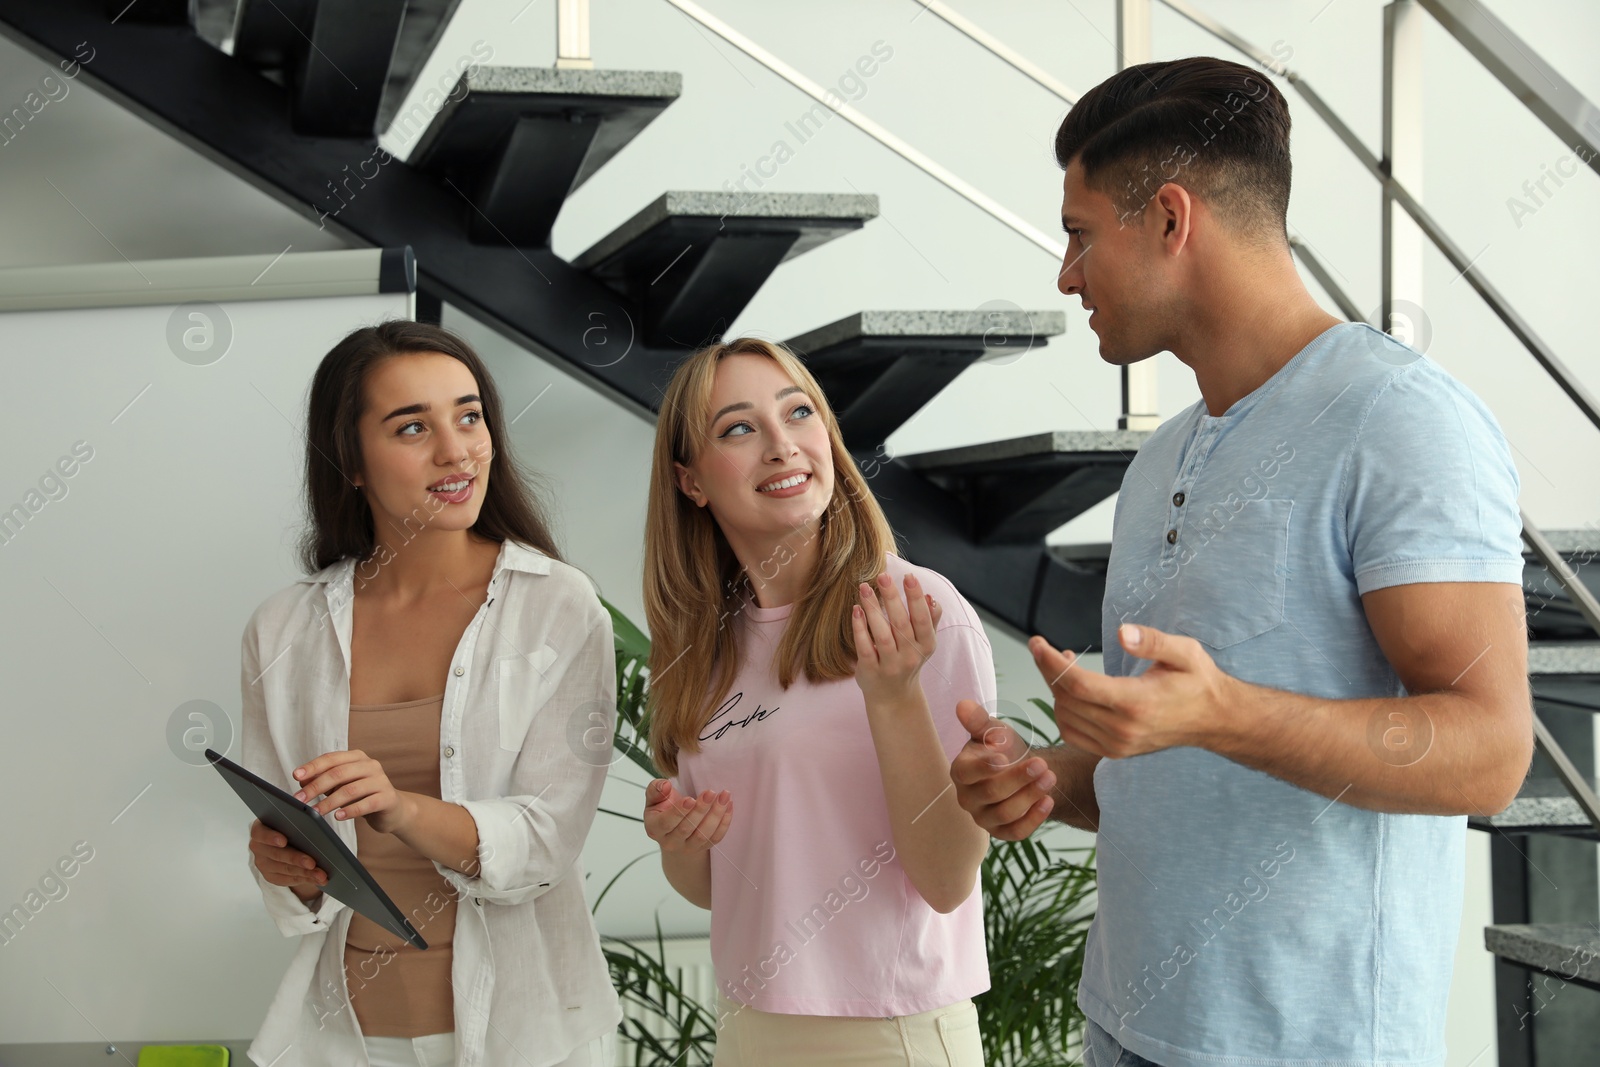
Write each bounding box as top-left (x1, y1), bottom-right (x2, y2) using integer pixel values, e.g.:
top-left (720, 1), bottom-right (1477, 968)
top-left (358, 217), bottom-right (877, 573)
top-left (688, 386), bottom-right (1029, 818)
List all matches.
top-left (206, 748), bottom-right (428, 950)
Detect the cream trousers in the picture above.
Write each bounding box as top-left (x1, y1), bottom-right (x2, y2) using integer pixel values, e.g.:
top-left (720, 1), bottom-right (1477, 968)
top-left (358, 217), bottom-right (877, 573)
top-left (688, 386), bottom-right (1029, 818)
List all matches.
top-left (711, 992), bottom-right (984, 1066)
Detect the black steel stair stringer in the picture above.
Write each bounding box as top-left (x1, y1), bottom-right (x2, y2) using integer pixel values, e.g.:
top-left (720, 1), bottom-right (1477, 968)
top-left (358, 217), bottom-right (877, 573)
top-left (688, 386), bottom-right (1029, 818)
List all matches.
top-left (0, 0), bottom-right (680, 419)
top-left (0, 0), bottom-right (1106, 657)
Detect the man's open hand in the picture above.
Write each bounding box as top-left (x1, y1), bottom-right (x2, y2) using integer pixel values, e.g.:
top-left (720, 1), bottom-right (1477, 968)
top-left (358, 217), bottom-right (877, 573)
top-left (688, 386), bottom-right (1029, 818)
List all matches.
top-left (1046, 623), bottom-right (1234, 758)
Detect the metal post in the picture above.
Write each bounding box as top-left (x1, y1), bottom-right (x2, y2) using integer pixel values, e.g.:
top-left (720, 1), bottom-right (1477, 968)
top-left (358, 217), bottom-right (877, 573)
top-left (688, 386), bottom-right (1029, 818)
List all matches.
top-left (1489, 834), bottom-right (1537, 1067)
top-left (1116, 0), bottom-right (1160, 431)
top-left (1382, 1), bottom-right (1424, 340)
top-left (556, 0), bottom-right (592, 69)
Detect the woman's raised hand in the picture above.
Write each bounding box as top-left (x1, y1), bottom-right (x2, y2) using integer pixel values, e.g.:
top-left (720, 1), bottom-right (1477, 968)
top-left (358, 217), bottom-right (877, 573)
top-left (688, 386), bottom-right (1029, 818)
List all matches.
top-left (643, 779), bottom-right (732, 854)
top-left (851, 572), bottom-right (943, 707)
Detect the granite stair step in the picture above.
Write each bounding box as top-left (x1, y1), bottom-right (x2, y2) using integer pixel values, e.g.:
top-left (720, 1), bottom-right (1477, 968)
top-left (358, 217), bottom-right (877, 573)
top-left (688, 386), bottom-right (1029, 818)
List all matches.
top-left (1484, 923), bottom-right (1600, 992)
top-left (788, 309), bottom-right (1065, 451)
top-left (1522, 528), bottom-right (1600, 641)
top-left (1469, 777), bottom-right (1600, 840)
top-left (1528, 641), bottom-right (1600, 713)
top-left (573, 191), bottom-right (876, 348)
top-left (410, 67), bottom-right (681, 247)
top-left (900, 431), bottom-right (1149, 545)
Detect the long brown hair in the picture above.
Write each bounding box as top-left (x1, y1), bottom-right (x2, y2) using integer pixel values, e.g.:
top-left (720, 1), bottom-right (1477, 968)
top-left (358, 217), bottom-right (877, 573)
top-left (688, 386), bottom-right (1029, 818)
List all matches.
top-left (644, 337), bottom-right (898, 775)
top-left (296, 320), bottom-right (563, 573)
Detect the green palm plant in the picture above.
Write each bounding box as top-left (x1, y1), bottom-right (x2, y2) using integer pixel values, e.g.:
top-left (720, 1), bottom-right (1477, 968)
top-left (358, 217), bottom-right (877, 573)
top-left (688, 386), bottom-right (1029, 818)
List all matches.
top-left (591, 603), bottom-right (720, 1065)
top-left (975, 703), bottom-right (1097, 1066)
top-left (593, 853), bottom-right (720, 1066)
top-left (594, 599), bottom-right (1096, 1066)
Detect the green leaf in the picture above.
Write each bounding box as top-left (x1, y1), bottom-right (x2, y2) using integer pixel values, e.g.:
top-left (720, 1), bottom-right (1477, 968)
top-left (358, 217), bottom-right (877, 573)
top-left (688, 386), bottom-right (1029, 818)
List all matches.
top-left (605, 597), bottom-right (653, 664)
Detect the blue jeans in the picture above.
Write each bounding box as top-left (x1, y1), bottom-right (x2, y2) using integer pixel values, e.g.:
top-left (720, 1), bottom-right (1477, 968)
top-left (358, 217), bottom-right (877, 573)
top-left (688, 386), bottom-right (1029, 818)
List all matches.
top-left (1083, 1017), bottom-right (1165, 1067)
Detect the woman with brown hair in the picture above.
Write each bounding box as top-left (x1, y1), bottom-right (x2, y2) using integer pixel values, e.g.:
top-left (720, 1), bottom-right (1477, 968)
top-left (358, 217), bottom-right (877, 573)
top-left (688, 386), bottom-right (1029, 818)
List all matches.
top-left (238, 321), bottom-right (619, 1067)
top-left (640, 336), bottom-right (995, 1065)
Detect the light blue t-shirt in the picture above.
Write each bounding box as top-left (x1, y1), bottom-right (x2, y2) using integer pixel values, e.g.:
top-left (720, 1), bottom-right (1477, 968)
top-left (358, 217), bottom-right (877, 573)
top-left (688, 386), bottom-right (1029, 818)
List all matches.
top-left (1077, 322), bottom-right (1525, 1067)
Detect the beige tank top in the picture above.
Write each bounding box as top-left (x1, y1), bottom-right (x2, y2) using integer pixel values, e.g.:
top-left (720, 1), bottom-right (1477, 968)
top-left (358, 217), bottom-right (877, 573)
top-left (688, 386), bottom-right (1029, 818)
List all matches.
top-left (342, 693), bottom-right (457, 1038)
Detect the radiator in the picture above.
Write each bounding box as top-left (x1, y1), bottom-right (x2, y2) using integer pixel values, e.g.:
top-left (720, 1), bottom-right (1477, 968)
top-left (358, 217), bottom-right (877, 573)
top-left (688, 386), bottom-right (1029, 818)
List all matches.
top-left (612, 935), bottom-right (717, 1066)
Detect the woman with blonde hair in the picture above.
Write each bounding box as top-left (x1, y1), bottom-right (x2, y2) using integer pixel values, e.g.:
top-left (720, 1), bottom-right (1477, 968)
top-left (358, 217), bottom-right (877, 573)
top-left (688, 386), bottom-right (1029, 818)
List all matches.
top-left (640, 336), bottom-right (995, 1065)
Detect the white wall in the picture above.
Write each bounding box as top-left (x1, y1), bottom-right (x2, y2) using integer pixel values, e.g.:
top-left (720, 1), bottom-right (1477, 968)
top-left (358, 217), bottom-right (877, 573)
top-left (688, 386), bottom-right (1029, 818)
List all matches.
top-left (0, 289), bottom-right (413, 1042)
top-left (1, 1), bottom-right (1596, 1059)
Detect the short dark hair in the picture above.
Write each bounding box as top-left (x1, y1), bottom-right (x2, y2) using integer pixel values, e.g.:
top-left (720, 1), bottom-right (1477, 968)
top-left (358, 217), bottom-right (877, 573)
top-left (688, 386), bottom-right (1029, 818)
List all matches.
top-left (1055, 56), bottom-right (1292, 241)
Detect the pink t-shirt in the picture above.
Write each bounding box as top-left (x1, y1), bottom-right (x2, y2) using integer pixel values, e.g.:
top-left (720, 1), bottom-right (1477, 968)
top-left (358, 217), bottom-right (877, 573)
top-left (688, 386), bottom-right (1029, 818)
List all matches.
top-left (673, 552), bottom-right (994, 1017)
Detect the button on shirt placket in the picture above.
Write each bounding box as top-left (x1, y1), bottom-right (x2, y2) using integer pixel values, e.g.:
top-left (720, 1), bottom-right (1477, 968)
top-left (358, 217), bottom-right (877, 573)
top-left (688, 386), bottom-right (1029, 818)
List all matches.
top-left (248, 541), bottom-right (624, 1067)
top-left (439, 573), bottom-right (499, 792)
top-left (443, 667), bottom-right (465, 762)
top-left (1166, 421), bottom-right (1220, 558)
top-left (431, 569), bottom-right (498, 1055)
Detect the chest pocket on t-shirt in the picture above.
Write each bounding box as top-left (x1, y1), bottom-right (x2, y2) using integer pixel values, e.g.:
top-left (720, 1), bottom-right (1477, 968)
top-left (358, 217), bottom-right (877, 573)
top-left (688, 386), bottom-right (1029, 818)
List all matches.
top-left (1172, 497), bottom-right (1293, 649)
top-left (496, 644), bottom-right (561, 751)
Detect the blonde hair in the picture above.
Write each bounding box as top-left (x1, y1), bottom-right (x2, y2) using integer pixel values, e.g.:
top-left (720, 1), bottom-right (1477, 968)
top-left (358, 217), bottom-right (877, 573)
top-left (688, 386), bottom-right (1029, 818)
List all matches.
top-left (643, 337), bottom-right (899, 775)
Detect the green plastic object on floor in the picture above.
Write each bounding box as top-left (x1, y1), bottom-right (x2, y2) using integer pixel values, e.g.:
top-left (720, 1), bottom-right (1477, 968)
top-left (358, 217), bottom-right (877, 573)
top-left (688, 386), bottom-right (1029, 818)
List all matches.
top-left (135, 1046), bottom-right (229, 1067)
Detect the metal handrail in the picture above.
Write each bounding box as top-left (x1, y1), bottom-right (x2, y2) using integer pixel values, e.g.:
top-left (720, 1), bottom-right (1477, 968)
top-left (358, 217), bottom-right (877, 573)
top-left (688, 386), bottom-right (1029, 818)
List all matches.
top-left (1158, 0), bottom-right (1382, 177)
top-left (916, 0), bottom-right (1598, 435)
top-left (660, 0), bottom-right (1599, 828)
top-left (1382, 179), bottom-right (1600, 431)
top-left (912, 0), bottom-right (1077, 103)
top-left (668, 0), bottom-right (1599, 442)
top-left (1531, 715), bottom-right (1600, 828)
top-left (1418, 0), bottom-right (1600, 179)
top-left (1273, 239), bottom-right (1600, 832)
top-left (1287, 237), bottom-right (1363, 321)
top-left (1156, 0), bottom-right (1600, 439)
top-left (1521, 518), bottom-right (1600, 828)
top-left (660, 0), bottom-right (1065, 260)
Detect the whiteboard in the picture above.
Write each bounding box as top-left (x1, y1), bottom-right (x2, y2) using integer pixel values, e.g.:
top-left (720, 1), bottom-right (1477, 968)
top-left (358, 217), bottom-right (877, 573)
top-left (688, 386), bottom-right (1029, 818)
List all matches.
top-left (0, 251), bottom-right (413, 1045)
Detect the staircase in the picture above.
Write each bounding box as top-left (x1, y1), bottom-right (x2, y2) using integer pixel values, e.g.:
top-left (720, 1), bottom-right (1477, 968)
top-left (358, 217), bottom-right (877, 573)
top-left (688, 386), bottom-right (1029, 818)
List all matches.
top-left (0, 0), bottom-right (1131, 653)
top-left (1475, 532), bottom-right (1600, 1064)
top-left (2, 1), bottom-right (1597, 1063)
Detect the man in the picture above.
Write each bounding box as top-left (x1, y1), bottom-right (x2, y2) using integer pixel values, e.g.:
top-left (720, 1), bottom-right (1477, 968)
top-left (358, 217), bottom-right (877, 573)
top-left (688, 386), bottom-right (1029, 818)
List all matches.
top-left (950, 56), bottom-right (1532, 1067)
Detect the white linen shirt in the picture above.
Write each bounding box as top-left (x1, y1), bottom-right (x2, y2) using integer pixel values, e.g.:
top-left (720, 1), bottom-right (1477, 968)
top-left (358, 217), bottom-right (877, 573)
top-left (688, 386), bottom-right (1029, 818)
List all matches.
top-left (239, 538), bottom-right (622, 1067)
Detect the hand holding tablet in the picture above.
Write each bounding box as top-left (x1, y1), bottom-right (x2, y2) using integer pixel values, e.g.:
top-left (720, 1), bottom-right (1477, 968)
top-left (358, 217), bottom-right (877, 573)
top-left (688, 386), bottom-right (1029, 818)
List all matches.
top-left (206, 748), bottom-right (428, 949)
top-left (248, 818), bottom-right (327, 898)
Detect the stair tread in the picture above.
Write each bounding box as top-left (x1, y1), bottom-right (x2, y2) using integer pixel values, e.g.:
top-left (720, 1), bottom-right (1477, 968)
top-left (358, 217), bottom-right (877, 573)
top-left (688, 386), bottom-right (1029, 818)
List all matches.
top-left (574, 191), bottom-right (878, 272)
top-left (788, 309), bottom-right (1065, 353)
top-left (1470, 777), bottom-right (1600, 835)
top-left (785, 311), bottom-right (1068, 449)
top-left (407, 64), bottom-right (683, 240)
top-left (448, 65), bottom-right (683, 98)
top-left (410, 66), bottom-right (681, 168)
top-left (901, 430), bottom-right (1151, 470)
top-left (1524, 529), bottom-right (1600, 555)
top-left (1528, 641), bottom-right (1600, 674)
top-left (1484, 923), bottom-right (1600, 983)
